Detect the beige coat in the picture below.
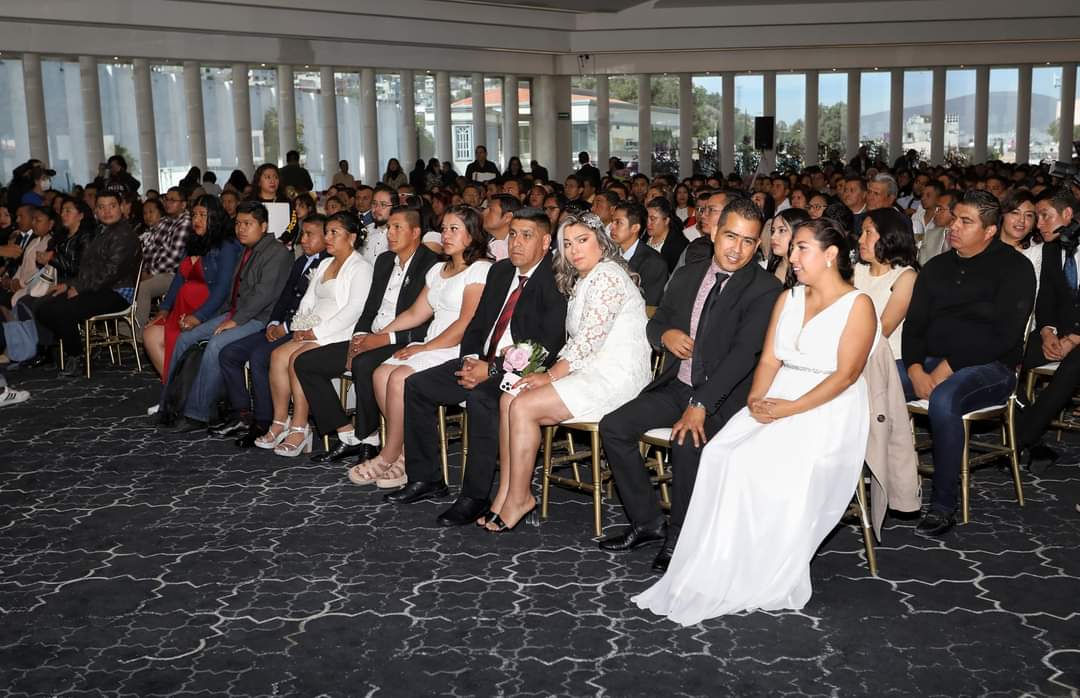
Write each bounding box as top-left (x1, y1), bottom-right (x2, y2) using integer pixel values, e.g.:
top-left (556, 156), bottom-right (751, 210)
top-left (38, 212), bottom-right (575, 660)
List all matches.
top-left (863, 337), bottom-right (922, 539)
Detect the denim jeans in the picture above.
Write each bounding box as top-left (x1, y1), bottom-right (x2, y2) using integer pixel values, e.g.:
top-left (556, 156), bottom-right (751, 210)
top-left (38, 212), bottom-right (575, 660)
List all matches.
top-left (899, 357), bottom-right (1015, 514)
top-left (161, 314), bottom-right (265, 422)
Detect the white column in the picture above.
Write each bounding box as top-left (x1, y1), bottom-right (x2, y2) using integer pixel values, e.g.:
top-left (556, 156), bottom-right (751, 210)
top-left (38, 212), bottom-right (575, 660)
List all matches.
top-left (232, 63), bottom-right (254, 174)
top-left (132, 59), bottom-right (159, 193)
top-left (596, 75), bottom-right (610, 170)
top-left (930, 67), bottom-right (946, 165)
top-left (974, 66), bottom-right (990, 164)
top-left (276, 64), bottom-right (297, 164)
top-left (79, 56), bottom-right (106, 180)
top-left (22, 53), bottom-right (49, 162)
top-left (471, 73), bottom-right (486, 156)
top-left (637, 74), bottom-right (652, 177)
top-left (721, 73), bottom-right (735, 173)
top-left (320, 67), bottom-right (339, 186)
top-left (1058, 63), bottom-right (1077, 163)
top-left (889, 70), bottom-right (903, 163)
top-left (361, 68), bottom-right (380, 183)
top-left (804, 70), bottom-right (819, 167)
top-left (846, 70), bottom-right (861, 160)
top-left (762, 71), bottom-right (776, 171)
top-left (184, 61), bottom-right (207, 170)
top-left (554, 76), bottom-right (572, 179)
top-left (503, 74), bottom-right (519, 166)
top-left (1016, 65), bottom-right (1033, 165)
top-left (400, 69), bottom-right (418, 167)
top-left (435, 71), bottom-right (452, 166)
top-left (533, 75), bottom-right (556, 178)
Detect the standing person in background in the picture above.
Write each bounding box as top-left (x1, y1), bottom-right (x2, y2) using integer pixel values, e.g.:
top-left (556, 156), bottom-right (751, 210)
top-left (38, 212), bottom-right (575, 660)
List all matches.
top-left (382, 159), bottom-right (408, 191)
top-left (466, 146), bottom-right (500, 183)
top-left (279, 151), bottom-right (314, 193)
top-left (332, 160), bottom-right (356, 188)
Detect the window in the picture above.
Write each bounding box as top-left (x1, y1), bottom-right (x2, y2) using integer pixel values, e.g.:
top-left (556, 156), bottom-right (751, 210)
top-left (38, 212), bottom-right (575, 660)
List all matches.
top-left (517, 77), bottom-right (533, 165)
top-left (608, 75), bottom-right (639, 171)
top-left (42, 59), bottom-right (87, 191)
top-left (988, 68), bottom-right (1018, 162)
top-left (151, 64), bottom-right (188, 190)
top-left (1074, 66), bottom-right (1080, 148)
top-left (650, 75), bottom-right (680, 177)
top-left (570, 76), bottom-right (598, 168)
top-left (691, 75), bottom-right (722, 176)
top-left (902, 70), bottom-right (933, 161)
top-left (98, 62), bottom-right (141, 179)
top-left (775, 73), bottom-right (806, 171)
top-left (945, 68), bottom-right (976, 165)
top-left (335, 71), bottom-right (363, 181)
top-left (454, 124), bottom-right (472, 162)
top-left (484, 76), bottom-right (503, 166)
top-left (734, 74), bottom-right (763, 176)
top-left (0, 59), bottom-right (29, 185)
top-left (449, 75), bottom-right (472, 173)
top-left (294, 70), bottom-right (325, 189)
top-left (860, 71), bottom-right (891, 163)
top-left (202, 66), bottom-right (238, 183)
top-left (249, 67), bottom-right (278, 166)
top-left (414, 73), bottom-right (436, 162)
top-left (376, 73), bottom-right (403, 173)
top-left (1031, 65), bottom-right (1063, 164)
top-left (817, 72), bottom-right (847, 164)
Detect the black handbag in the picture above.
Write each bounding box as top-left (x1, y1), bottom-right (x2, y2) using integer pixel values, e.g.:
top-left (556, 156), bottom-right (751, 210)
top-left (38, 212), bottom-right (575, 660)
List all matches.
top-left (158, 340), bottom-right (209, 426)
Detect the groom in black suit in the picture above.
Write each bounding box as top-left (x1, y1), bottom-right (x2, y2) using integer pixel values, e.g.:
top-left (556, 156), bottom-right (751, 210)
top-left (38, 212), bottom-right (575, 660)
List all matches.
top-left (386, 208), bottom-right (567, 520)
top-left (598, 197), bottom-right (781, 572)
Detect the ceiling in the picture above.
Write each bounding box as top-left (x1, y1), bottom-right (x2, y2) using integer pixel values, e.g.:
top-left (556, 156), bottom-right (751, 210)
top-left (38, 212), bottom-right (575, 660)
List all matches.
top-left (446, 0), bottom-right (642, 12)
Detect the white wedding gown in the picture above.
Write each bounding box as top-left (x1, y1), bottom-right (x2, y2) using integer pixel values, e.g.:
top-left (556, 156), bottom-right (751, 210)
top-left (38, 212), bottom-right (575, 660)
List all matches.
top-left (633, 286), bottom-right (875, 625)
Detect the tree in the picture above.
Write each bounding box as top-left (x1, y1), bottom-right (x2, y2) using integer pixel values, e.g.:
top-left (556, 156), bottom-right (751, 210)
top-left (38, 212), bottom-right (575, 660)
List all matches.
top-left (1047, 117), bottom-right (1080, 143)
top-left (113, 144), bottom-right (137, 176)
top-left (262, 108), bottom-right (305, 165)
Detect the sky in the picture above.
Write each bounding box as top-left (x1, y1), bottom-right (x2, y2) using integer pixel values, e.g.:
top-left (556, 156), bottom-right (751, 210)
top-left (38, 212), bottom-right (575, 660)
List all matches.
top-left (692, 66), bottom-right (1067, 124)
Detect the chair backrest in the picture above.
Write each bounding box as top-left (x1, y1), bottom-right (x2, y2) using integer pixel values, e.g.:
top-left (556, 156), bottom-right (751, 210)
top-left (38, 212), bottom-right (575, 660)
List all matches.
top-left (127, 259), bottom-right (145, 314)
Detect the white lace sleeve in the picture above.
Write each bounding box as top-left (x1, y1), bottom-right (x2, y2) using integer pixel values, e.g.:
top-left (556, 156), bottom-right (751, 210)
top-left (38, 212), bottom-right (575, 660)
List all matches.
top-left (559, 265), bottom-right (628, 371)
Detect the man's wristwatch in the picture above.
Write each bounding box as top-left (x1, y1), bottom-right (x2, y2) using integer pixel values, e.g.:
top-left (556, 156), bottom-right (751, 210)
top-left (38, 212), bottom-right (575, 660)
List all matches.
top-left (488, 361), bottom-right (499, 377)
top-left (688, 397), bottom-right (705, 410)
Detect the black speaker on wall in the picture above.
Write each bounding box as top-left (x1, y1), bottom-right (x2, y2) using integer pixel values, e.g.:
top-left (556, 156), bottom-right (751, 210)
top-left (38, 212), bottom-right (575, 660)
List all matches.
top-left (754, 116), bottom-right (775, 150)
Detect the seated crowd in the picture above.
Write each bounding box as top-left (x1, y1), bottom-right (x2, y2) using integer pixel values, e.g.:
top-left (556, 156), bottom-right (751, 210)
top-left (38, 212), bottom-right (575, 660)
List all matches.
top-left (2, 146), bottom-right (1079, 576)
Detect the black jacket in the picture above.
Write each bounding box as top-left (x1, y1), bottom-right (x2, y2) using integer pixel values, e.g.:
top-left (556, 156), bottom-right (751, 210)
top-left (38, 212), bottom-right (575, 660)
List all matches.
top-left (459, 255), bottom-right (567, 369)
top-left (269, 251), bottom-right (332, 327)
top-left (51, 225), bottom-right (94, 283)
top-left (354, 245), bottom-right (440, 344)
top-left (279, 164), bottom-right (314, 193)
top-left (627, 242), bottom-right (668, 307)
top-left (72, 219), bottom-right (141, 294)
top-left (655, 230), bottom-right (689, 273)
top-left (645, 259), bottom-right (782, 422)
top-left (1035, 240), bottom-right (1080, 337)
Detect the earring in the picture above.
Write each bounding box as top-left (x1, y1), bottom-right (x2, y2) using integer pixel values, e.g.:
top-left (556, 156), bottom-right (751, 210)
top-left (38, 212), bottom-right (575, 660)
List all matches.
top-left (826, 259), bottom-right (832, 268)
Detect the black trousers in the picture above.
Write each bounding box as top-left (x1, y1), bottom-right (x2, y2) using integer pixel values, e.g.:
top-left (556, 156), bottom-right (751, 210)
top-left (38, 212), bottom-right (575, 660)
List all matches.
top-left (1018, 338), bottom-right (1080, 447)
top-left (599, 380), bottom-right (724, 534)
top-left (35, 289), bottom-right (128, 355)
top-left (293, 340), bottom-right (399, 437)
top-left (404, 358), bottom-right (502, 496)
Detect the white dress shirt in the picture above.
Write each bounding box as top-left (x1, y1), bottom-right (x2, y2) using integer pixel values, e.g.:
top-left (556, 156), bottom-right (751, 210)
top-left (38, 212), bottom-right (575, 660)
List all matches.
top-left (364, 251), bottom-right (417, 343)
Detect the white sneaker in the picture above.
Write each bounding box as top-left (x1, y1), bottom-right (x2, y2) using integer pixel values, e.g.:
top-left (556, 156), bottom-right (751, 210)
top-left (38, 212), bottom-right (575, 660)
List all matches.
top-left (147, 404), bottom-right (160, 416)
top-left (0, 387), bottom-right (30, 407)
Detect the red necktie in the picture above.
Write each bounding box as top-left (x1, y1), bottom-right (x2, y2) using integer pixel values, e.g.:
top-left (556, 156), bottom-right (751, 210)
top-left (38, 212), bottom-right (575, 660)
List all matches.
top-left (227, 248), bottom-right (254, 318)
top-left (485, 275), bottom-right (527, 361)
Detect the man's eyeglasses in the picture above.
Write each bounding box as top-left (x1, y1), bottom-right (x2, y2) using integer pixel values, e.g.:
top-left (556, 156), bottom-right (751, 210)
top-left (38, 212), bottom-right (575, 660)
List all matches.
top-left (371, 201), bottom-right (393, 209)
top-left (808, 203), bottom-right (827, 211)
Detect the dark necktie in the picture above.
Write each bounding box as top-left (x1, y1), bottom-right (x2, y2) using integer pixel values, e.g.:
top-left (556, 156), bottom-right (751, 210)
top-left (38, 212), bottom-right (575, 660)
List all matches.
top-left (691, 272), bottom-right (729, 387)
top-left (1065, 252), bottom-right (1078, 298)
top-left (486, 275), bottom-right (527, 361)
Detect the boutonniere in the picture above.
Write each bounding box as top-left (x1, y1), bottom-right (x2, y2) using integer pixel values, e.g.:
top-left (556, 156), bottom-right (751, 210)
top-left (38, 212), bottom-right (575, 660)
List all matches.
top-left (403, 275), bottom-right (411, 287)
top-left (305, 266), bottom-right (318, 281)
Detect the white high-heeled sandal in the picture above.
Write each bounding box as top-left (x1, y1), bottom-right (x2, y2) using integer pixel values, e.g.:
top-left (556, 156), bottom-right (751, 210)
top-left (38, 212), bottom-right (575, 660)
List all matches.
top-left (274, 425), bottom-right (313, 457)
top-left (254, 418), bottom-right (291, 449)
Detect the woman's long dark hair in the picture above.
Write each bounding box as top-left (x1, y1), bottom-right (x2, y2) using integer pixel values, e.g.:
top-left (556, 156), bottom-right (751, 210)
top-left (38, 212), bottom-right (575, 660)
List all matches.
top-left (59, 195), bottom-right (96, 238)
top-left (864, 208), bottom-right (920, 271)
top-left (1002, 189), bottom-right (1039, 246)
top-left (226, 169), bottom-right (250, 193)
top-left (786, 217), bottom-right (856, 288)
top-left (505, 156), bottom-right (524, 177)
top-left (442, 204), bottom-right (490, 266)
top-left (249, 163), bottom-right (287, 202)
top-left (767, 208), bottom-right (811, 273)
top-left (186, 195), bottom-right (229, 257)
top-left (645, 196), bottom-right (685, 241)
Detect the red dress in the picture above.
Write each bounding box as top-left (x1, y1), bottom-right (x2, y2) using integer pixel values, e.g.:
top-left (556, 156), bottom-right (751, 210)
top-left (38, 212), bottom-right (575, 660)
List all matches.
top-left (159, 257), bottom-right (210, 381)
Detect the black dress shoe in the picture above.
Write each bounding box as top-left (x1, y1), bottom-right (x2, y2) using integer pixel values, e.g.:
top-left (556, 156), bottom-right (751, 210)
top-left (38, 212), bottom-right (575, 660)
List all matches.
top-left (915, 509), bottom-right (956, 537)
top-left (210, 419), bottom-right (252, 438)
top-left (173, 416), bottom-right (209, 433)
top-left (310, 441), bottom-right (377, 464)
top-left (1026, 443), bottom-right (1059, 475)
top-left (597, 518), bottom-right (667, 552)
top-left (235, 425), bottom-right (266, 448)
top-left (652, 538), bottom-right (676, 573)
top-left (25, 350), bottom-right (55, 368)
top-left (58, 355), bottom-right (84, 377)
top-left (384, 480), bottom-right (449, 504)
top-left (436, 496), bottom-right (492, 526)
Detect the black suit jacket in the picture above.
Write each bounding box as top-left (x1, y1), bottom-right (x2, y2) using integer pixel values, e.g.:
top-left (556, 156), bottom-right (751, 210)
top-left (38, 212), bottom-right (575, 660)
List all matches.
top-left (645, 259), bottom-right (782, 422)
top-left (269, 251), bottom-right (332, 326)
top-left (628, 242), bottom-right (669, 307)
top-left (656, 231), bottom-right (688, 273)
top-left (460, 255), bottom-right (567, 369)
top-left (1035, 241), bottom-right (1080, 336)
top-left (354, 245), bottom-right (440, 344)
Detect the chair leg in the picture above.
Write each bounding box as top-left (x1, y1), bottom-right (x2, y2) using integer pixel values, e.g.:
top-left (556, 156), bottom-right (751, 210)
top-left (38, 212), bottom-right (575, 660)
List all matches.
top-left (590, 431), bottom-right (603, 537)
top-left (1006, 399), bottom-right (1025, 507)
top-left (58, 338), bottom-right (65, 372)
top-left (323, 434), bottom-right (330, 452)
top-left (961, 419), bottom-right (972, 524)
top-left (1024, 371), bottom-right (1035, 403)
top-left (437, 405), bottom-right (449, 486)
top-left (338, 378), bottom-right (349, 409)
top-left (379, 415), bottom-right (387, 447)
top-left (654, 448), bottom-right (671, 508)
top-left (460, 410), bottom-right (469, 481)
top-left (541, 426), bottom-right (554, 520)
top-left (83, 320), bottom-right (92, 378)
top-left (128, 318), bottom-right (142, 373)
top-left (856, 469), bottom-right (878, 577)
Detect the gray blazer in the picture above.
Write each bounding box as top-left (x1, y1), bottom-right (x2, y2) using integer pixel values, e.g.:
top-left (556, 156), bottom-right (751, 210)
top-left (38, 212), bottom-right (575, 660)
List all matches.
top-left (918, 225), bottom-right (949, 266)
top-left (228, 233), bottom-right (294, 326)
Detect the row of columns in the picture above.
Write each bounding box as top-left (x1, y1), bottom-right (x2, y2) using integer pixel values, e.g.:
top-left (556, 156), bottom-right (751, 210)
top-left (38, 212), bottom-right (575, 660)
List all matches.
top-left (14, 53), bottom-right (1080, 193)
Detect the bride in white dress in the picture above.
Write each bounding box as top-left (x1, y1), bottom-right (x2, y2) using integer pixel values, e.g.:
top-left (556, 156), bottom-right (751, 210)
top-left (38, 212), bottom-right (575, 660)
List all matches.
top-left (633, 218), bottom-right (878, 624)
top-left (484, 212), bottom-right (651, 532)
